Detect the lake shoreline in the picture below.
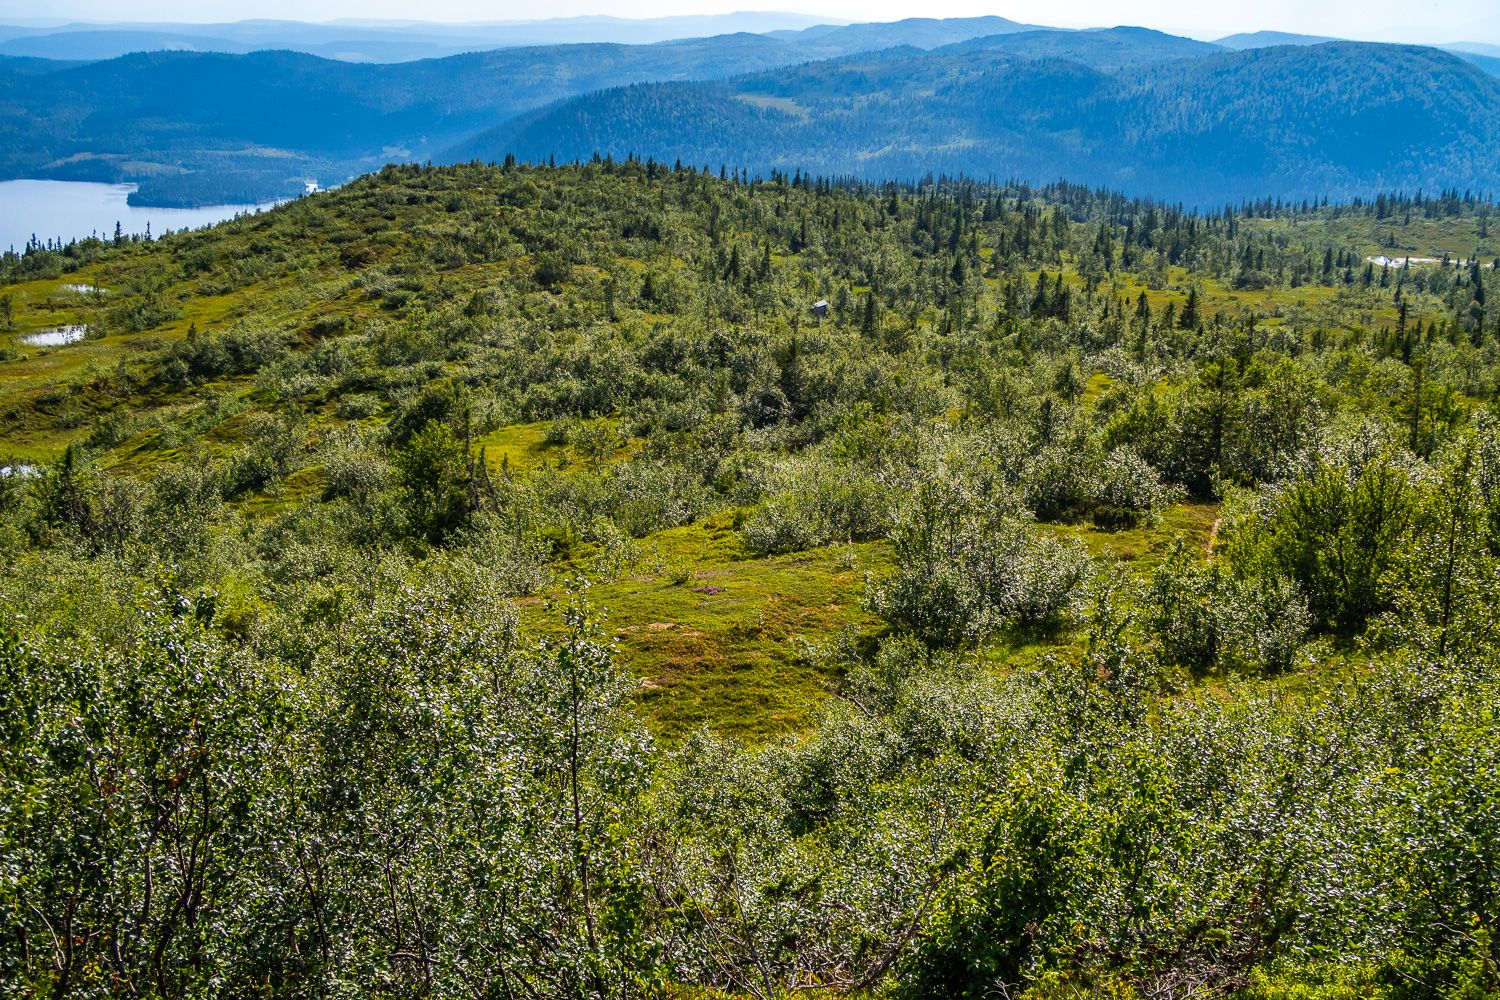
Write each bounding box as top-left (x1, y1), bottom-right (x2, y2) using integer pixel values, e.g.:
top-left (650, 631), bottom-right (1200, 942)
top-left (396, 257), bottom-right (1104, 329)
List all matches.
top-left (0, 179), bottom-right (283, 252)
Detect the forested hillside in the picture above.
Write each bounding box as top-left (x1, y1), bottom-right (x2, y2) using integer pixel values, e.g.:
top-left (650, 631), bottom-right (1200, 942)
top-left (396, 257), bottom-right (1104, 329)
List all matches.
top-left (5, 23), bottom-right (1500, 208)
top-left (465, 41), bottom-right (1500, 205)
top-left (0, 34), bottom-right (811, 205)
top-left (3, 161), bottom-right (1500, 997)
top-left (940, 25), bottom-right (1225, 70)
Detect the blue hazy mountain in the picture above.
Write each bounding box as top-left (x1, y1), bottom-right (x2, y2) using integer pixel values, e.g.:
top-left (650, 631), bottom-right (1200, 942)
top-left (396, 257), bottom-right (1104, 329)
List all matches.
top-left (771, 16), bottom-right (1057, 56)
top-left (1444, 47), bottom-right (1500, 77)
top-left (0, 30), bottom-right (264, 60)
top-left (1212, 29), bottom-right (1500, 77)
top-left (939, 26), bottom-right (1225, 71)
top-left (1214, 31), bottom-right (1339, 49)
top-left (0, 13), bottom-right (839, 64)
top-left (0, 14), bottom-right (1065, 64)
top-left (0, 53), bottom-right (88, 75)
top-left (0, 33), bottom-right (821, 204)
top-left (5, 18), bottom-right (1500, 209)
top-left (455, 40), bottom-right (1500, 205)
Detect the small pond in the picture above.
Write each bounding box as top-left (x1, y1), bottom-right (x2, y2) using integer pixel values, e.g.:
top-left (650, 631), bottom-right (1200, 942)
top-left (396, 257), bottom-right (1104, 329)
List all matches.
top-left (21, 325), bottom-right (88, 346)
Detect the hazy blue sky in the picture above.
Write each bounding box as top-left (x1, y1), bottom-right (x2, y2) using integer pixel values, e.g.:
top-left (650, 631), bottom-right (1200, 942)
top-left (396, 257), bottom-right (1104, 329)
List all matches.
top-left (7, 0), bottom-right (1499, 44)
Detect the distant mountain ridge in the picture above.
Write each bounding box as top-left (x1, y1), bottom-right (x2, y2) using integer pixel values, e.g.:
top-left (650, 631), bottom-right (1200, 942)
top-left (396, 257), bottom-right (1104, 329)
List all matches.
top-left (4, 18), bottom-right (1500, 208)
top-left (1, 30), bottom-right (267, 61)
top-left (0, 34), bottom-right (820, 204)
top-left (0, 13), bottom-right (842, 63)
top-left (772, 16), bottom-right (1058, 56)
top-left (454, 39), bottom-right (1500, 205)
top-left (1449, 49), bottom-right (1500, 76)
top-left (5, 14), bottom-right (1500, 69)
top-left (941, 26), bottom-right (1224, 71)
top-left (1214, 31), bottom-right (1338, 49)
top-left (0, 14), bottom-right (1062, 65)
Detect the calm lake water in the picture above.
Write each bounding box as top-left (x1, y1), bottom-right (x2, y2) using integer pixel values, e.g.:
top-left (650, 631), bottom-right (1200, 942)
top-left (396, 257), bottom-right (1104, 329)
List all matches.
top-left (0, 180), bottom-right (278, 254)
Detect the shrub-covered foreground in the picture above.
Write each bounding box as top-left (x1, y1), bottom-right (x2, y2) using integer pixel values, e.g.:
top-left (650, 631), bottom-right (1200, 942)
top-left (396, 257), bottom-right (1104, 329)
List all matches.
top-left (2, 563), bottom-right (1498, 999)
top-left (5, 163), bottom-right (1500, 997)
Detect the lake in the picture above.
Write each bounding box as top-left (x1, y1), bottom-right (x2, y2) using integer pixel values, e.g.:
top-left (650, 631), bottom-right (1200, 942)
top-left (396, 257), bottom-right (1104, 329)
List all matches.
top-left (0, 179), bottom-right (279, 254)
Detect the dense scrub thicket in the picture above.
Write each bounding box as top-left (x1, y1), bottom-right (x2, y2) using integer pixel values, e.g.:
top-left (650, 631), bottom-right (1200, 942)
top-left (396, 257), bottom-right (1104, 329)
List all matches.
top-left (3, 161), bottom-right (1500, 998)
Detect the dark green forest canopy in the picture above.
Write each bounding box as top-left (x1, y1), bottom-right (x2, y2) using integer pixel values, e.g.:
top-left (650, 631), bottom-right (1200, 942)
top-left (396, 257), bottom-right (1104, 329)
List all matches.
top-left (3, 161), bottom-right (1500, 999)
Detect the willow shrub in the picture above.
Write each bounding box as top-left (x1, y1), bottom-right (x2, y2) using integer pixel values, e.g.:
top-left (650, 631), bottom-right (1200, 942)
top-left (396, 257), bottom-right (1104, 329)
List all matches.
top-left (741, 457), bottom-right (895, 554)
top-left (0, 577), bottom-right (659, 999)
top-left (866, 474), bottom-right (1092, 650)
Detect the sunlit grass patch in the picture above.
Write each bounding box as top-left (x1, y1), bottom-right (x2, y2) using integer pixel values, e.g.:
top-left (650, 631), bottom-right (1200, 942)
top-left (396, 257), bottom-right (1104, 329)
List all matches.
top-left (523, 512), bottom-right (890, 743)
top-left (1082, 371), bottom-right (1113, 404)
top-left (476, 417), bottom-right (640, 476)
top-left (474, 419), bottom-right (565, 472)
top-left (233, 463), bottom-right (329, 517)
top-left (1050, 501), bottom-right (1220, 570)
top-left (508, 501), bottom-right (1226, 740)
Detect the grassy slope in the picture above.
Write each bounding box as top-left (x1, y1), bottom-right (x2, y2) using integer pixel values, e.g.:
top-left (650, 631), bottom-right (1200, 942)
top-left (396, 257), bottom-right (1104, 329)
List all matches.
top-left (0, 186), bottom-right (1466, 741)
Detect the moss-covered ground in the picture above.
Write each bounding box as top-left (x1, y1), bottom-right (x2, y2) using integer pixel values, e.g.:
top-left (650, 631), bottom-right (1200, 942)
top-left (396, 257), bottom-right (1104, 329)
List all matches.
top-left (503, 497), bottom-right (1219, 743)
